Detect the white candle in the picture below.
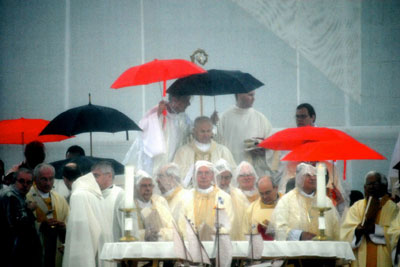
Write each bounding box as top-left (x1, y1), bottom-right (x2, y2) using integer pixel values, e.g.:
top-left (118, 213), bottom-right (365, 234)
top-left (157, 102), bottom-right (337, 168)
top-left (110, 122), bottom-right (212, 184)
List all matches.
top-left (125, 217), bottom-right (133, 231)
top-left (124, 165), bottom-right (135, 209)
top-left (316, 162), bottom-right (326, 207)
top-left (318, 216), bottom-right (326, 230)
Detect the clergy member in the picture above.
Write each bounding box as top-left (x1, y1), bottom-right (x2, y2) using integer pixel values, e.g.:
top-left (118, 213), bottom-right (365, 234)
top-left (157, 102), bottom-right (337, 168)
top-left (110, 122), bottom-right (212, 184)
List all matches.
top-left (173, 116), bottom-right (236, 180)
top-left (179, 160), bottom-right (234, 241)
top-left (340, 171), bottom-right (398, 267)
top-left (123, 93), bottom-right (192, 175)
top-left (135, 170), bottom-right (174, 241)
top-left (91, 161), bottom-right (125, 242)
top-left (215, 159), bottom-right (249, 240)
top-left (270, 163), bottom-right (339, 241)
top-left (242, 175), bottom-right (281, 240)
top-left (155, 163), bottom-right (188, 222)
top-left (214, 90), bottom-right (277, 178)
top-left (234, 161), bottom-right (260, 203)
top-left (63, 172), bottom-right (113, 267)
top-left (27, 163), bottom-right (69, 267)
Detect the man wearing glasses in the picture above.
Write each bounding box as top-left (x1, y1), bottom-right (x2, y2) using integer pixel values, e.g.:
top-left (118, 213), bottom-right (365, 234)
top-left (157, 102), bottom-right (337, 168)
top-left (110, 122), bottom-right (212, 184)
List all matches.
top-left (0, 168), bottom-right (42, 267)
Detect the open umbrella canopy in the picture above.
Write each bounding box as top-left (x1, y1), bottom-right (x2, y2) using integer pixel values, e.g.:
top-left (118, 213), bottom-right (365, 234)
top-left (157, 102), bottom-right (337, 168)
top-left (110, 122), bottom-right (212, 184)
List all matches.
top-left (40, 99), bottom-right (141, 156)
top-left (258, 126), bottom-right (355, 151)
top-left (111, 58), bottom-right (206, 95)
top-left (281, 139), bottom-right (386, 161)
top-left (40, 103), bottom-right (141, 136)
top-left (0, 118), bottom-right (72, 145)
top-left (50, 155), bottom-right (124, 179)
top-left (166, 69), bottom-right (264, 96)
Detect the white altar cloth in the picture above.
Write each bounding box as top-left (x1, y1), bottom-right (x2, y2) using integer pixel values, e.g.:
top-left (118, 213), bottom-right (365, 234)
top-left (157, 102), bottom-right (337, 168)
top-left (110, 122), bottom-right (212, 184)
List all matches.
top-left (100, 241), bottom-right (355, 262)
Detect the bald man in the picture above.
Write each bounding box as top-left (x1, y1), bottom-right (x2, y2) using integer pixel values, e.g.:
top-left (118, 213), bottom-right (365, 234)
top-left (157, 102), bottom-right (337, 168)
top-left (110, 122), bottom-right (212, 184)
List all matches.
top-left (242, 175), bottom-right (281, 238)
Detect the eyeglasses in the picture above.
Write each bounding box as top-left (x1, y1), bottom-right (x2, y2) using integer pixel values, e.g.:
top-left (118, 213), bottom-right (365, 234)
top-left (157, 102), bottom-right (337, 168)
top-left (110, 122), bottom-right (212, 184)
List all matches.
top-left (296, 115), bottom-right (309, 119)
top-left (17, 178), bottom-right (33, 185)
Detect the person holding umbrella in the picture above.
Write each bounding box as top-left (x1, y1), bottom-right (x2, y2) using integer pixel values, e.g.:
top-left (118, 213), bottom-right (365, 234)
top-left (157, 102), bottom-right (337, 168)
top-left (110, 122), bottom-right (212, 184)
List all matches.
top-left (123, 92), bottom-right (192, 175)
top-left (214, 90), bottom-right (278, 179)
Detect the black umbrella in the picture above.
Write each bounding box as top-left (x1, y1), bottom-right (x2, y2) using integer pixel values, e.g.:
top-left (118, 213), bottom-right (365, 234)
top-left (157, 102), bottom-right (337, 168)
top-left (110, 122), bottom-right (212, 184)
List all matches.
top-left (167, 69), bottom-right (264, 112)
top-left (40, 95), bottom-right (141, 155)
top-left (50, 156), bottom-right (124, 179)
top-left (167, 69), bottom-right (264, 96)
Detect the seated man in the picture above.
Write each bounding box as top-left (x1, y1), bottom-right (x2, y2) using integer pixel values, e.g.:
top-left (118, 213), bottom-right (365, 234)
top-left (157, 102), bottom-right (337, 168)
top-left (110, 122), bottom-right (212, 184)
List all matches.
top-left (155, 163), bottom-right (187, 222)
top-left (173, 116), bottom-right (236, 181)
top-left (179, 160), bottom-right (234, 241)
top-left (234, 161), bottom-right (260, 203)
top-left (215, 159), bottom-right (249, 240)
top-left (134, 170), bottom-right (174, 241)
top-left (341, 171), bottom-right (398, 267)
top-left (242, 175), bottom-right (281, 240)
top-left (270, 163), bottom-right (339, 241)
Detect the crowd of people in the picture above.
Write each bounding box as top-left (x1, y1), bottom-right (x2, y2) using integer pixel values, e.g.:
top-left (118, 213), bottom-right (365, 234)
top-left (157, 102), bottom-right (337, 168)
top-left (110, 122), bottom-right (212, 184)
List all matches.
top-left (1, 90), bottom-right (400, 267)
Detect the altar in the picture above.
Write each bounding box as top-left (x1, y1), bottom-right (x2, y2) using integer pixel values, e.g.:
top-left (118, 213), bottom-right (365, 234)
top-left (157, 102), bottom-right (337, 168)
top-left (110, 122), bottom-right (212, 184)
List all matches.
top-left (100, 240), bottom-right (355, 265)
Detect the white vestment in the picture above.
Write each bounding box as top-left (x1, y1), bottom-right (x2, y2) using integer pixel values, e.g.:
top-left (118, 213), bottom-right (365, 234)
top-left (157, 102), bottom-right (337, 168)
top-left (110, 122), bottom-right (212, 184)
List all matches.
top-left (178, 186), bottom-right (234, 239)
top-left (216, 106), bottom-right (273, 176)
top-left (163, 186), bottom-right (188, 222)
top-left (227, 186), bottom-right (250, 240)
top-left (102, 185), bottom-right (124, 242)
top-left (270, 188), bottom-right (340, 241)
top-left (123, 105), bottom-right (192, 176)
top-left (173, 140), bottom-right (236, 179)
top-left (63, 173), bottom-right (113, 267)
top-left (136, 194), bottom-right (175, 241)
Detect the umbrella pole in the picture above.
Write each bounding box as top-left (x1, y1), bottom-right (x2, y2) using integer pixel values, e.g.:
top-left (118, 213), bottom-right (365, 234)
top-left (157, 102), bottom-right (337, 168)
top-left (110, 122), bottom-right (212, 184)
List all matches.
top-left (200, 96), bottom-right (203, 116)
top-left (90, 131), bottom-right (92, 156)
top-left (214, 96), bottom-right (216, 112)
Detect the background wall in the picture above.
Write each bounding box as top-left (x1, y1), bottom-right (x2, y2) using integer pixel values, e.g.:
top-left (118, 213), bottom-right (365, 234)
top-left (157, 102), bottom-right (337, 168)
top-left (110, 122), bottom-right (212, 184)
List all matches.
top-left (0, 0), bottom-right (399, 192)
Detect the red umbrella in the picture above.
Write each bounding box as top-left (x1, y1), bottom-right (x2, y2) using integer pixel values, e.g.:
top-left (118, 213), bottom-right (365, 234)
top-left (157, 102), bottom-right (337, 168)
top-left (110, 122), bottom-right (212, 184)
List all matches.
top-left (281, 139), bottom-right (386, 161)
top-left (281, 139), bottom-right (386, 180)
top-left (111, 58), bottom-right (206, 97)
top-left (0, 118), bottom-right (72, 145)
top-left (258, 126), bottom-right (355, 151)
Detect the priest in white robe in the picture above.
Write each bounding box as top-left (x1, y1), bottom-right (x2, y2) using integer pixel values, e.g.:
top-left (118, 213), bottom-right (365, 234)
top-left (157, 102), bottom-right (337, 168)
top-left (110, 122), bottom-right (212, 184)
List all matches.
top-left (91, 161), bottom-right (125, 242)
top-left (233, 161), bottom-right (260, 203)
top-left (134, 170), bottom-right (175, 241)
top-left (123, 94), bottom-right (192, 176)
top-left (63, 172), bottom-right (113, 267)
top-left (178, 160), bottom-right (234, 241)
top-left (173, 116), bottom-right (236, 181)
top-left (214, 90), bottom-right (276, 177)
top-left (270, 163), bottom-right (339, 241)
top-left (215, 159), bottom-right (249, 240)
top-left (155, 163), bottom-right (188, 222)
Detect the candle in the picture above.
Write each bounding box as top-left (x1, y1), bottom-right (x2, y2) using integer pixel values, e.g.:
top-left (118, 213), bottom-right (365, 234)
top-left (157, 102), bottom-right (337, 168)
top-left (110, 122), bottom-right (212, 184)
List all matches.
top-left (125, 217), bottom-right (133, 231)
top-left (316, 162), bottom-right (326, 207)
top-left (318, 216), bottom-right (326, 230)
top-left (124, 165), bottom-right (135, 209)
